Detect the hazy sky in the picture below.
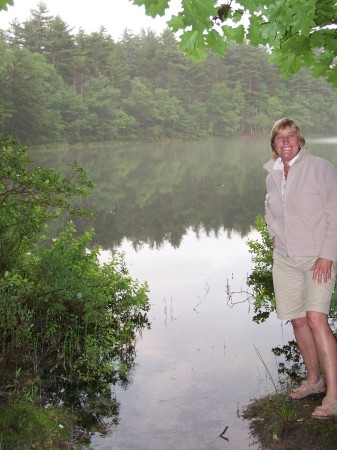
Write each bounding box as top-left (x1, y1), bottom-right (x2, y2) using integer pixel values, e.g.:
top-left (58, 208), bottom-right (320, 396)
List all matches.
top-left (0, 0), bottom-right (181, 39)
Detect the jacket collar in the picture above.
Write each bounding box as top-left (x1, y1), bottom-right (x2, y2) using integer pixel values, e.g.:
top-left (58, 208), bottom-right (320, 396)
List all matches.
top-left (263, 148), bottom-right (308, 173)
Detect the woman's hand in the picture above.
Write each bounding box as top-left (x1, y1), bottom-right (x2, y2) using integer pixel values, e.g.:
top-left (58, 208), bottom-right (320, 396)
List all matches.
top-left (311, 258), bottom-right (332, 283)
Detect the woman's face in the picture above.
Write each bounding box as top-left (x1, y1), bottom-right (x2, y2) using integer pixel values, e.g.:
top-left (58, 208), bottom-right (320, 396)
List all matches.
top-left (273, 126), bottom-right (301, 163)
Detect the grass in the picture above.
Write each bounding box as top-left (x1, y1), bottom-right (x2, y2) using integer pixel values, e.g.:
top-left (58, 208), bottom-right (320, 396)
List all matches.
top-left (0, 398), bottom-right (77, 450)
top-left (254, 344), bottom-right (296, 423)
top-left (254, 345), bottom-right (279, 393)
top-left (247, 346), bottom-right (337, 449)
top-left (243, 391), bottom-right (337, 449)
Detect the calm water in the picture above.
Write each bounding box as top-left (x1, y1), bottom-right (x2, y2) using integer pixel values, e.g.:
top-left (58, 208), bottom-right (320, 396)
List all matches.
top-left (33, 137), bottom-right (337, 449)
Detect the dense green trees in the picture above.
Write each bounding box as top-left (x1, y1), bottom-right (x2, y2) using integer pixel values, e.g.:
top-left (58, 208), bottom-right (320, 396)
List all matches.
top-left (135, 0), bottom-right (337, 87)
top-left (0, 2), bottom-right (337, 145)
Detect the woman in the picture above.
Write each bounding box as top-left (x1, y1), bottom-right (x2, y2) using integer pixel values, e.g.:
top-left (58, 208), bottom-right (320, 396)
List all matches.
top-left (264, 118), bottom-right (337, 418)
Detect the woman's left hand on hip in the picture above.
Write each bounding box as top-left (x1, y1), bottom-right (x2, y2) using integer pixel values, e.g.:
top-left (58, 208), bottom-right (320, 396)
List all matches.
top-left (311, 257), bottom-right (332, 283)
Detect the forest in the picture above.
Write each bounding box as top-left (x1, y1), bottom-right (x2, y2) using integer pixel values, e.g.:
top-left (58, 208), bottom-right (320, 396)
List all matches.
top-left (1, 2), bottom-right (337, 146)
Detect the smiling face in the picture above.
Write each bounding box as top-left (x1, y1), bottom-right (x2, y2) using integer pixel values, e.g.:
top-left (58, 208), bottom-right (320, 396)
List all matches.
top-left (270, 118), bottom-right (305, 163)
top-left (273, 126), bottom-right (301, 164)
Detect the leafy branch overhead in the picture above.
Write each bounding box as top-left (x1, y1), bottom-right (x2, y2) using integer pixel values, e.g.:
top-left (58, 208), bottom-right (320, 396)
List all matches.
top-left (133, 0), bottom-right (337, 87)
top-left (0, 0), bottom-right (13, 11)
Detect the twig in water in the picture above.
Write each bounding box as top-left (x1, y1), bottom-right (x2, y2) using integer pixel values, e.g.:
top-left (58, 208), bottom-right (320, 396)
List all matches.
top-left (219, 425), bottom-right (229, 441)
top-left (194, 273), bottom-right (210, 312)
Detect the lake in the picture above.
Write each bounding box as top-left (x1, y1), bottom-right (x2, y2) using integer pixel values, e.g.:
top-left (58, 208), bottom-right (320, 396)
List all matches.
top-left (33, 136), bottom-right (337, 449)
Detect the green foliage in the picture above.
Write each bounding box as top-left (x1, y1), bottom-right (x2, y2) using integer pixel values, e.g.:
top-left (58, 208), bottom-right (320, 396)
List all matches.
top-left (133, 0), bottom-right (170, 17)
top-left (0, 138), bottom-right (150, 390)
top-left (1, 7), bottom-right (337, 144)
top-left (137, 0), bottom-right (337, 87)
top-left (0, 0), bottom-right (12, 11)
top-left (246, 214), bottom-right (275, 323)
top-left (0, 137), bottom-right (93, 273)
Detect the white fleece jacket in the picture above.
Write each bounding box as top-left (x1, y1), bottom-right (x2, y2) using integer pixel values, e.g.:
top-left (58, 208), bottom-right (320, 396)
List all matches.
top-left (263, 148), bottom-right (337, 263)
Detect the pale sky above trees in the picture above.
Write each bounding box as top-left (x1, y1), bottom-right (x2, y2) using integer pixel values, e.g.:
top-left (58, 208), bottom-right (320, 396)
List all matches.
top-left (0, 0), bottom-right (180, 39)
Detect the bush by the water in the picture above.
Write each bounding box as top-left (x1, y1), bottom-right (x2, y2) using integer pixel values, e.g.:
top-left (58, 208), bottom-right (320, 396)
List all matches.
top-left (0, 137), bottom-right (149, 390)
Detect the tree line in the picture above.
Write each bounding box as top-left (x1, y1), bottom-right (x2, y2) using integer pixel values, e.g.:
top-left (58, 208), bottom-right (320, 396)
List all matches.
top-left (1, 2), bottom-right (337, 146)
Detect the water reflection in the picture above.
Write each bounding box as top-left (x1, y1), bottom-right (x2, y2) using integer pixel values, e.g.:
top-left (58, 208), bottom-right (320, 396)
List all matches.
top-left (33, 138), bottom-right (270, 249)
top-left (308, 136), bottom-right (337, 145)
top-left (46, 382), bottom-right (121, 445)
top-left (30, 138), bottom-right (336, 448)
top-left (91, 229), bottom-right (294, 450)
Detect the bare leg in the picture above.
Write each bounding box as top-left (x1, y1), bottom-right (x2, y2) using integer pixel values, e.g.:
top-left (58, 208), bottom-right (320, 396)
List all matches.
top-left (306, 311), bottom-right (337, 400)
top-left (290, 312), bottom-right (337, 406)
top-left (291, 316), bottom-right (322, 384)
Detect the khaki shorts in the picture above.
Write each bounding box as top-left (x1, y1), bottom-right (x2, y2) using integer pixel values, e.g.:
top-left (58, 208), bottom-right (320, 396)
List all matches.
top-left (272, 253), bottom-right (337, 320)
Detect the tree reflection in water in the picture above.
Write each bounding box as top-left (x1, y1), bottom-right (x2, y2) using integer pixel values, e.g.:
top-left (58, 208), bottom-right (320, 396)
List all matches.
top-left (42, 335), bottom-right (146, 445)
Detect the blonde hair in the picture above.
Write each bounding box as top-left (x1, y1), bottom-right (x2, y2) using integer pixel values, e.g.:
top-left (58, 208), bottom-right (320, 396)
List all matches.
top-left (270, 118), bottom-right (305, 159)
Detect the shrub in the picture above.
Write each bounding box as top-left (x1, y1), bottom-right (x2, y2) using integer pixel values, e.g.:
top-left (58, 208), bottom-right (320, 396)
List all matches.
top-left (0, 138), bottom-right (149, 389)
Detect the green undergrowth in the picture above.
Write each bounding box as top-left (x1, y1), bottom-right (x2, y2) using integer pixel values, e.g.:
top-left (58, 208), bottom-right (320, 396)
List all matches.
top-left (0, 399), bottom-right (76, 450)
